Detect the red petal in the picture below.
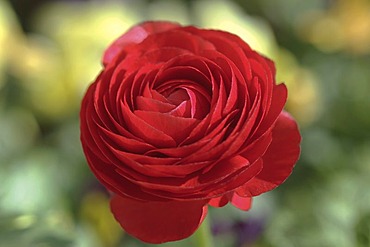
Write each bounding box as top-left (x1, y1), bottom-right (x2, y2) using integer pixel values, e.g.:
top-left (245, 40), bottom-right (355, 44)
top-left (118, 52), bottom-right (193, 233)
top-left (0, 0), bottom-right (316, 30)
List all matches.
top-left (135, 96), bottom-right (176, 113)
top-left (253, 83), bottom-right (287, 138)
top-left (184, 27), bottom-right (253, 81)
top-left (121, 102), bottom-right (177, 148)
top-left (229, 193), bottom-right (252, 211)
top-left (134, 110), bottom-right (199, 144)
top-left (131, 29), bottom-right (216, 56)
top-left (110, 195), bottom-right (208, 244)
top-left (208, 194), bottom-right (229, 208)
top-left (236, 111), bottom-right (301, 197)
top-left (103, 21), bottom-right (180, 65)
top-left (208, 193), bottom-right (252, 211)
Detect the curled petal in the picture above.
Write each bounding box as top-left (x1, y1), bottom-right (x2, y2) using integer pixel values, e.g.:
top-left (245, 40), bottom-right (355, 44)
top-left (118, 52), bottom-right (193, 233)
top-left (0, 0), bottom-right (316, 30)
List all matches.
top-left (236, 111), bottom-right (301, 197)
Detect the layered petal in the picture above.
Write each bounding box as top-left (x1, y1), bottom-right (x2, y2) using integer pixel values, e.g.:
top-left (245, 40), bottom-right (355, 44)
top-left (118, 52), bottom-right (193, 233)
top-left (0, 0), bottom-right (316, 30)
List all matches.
top-left (103, 21), bottom-right (181, 65)
top-left (236, 111), bottom-right (301, 197)
top-left (110, 195), bottom-right (208, 244)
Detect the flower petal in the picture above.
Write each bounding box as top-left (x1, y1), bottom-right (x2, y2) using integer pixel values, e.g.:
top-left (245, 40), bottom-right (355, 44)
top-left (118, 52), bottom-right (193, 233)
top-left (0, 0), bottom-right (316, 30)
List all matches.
top-left (134, 110), bottom-right (200, 144)
top-left (208, 194), bottom-right (230, 208)
top-left (236, 111), bottom-right (301, 197)
top-left (103, 21), bottom-right (181, 65)
top-left (208, 192), bottom-right (252, 211)
top-left (110, 195), bottom-right (208, 244)
top-left (229, 193), bottom-right (252, 211)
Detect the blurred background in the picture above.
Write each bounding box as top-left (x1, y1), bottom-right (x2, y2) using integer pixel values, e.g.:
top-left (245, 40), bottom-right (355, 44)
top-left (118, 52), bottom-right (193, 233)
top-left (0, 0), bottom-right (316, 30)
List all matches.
top-left (0, 0), bottom-right (369, 246)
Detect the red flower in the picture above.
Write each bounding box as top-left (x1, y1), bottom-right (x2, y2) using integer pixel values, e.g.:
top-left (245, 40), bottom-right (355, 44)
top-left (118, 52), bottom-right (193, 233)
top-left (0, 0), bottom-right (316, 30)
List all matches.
top-left (80, 21), bottom-right (301, 244)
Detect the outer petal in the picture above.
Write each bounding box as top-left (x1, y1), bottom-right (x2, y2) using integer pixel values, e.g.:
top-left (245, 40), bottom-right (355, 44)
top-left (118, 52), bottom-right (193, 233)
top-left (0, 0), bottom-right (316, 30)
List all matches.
top-left (209, 193), bottom-right (252, 211)
top-left (103, 21), bottom-right (180, 65)
top-left (229, 193), bottom-right (252, 211)
top-left (208, 193), bottom-right (230, 208)
top-left (110, 195), bottom-right (208, 244)
top-left (236, 111), bottom-right (301, 197)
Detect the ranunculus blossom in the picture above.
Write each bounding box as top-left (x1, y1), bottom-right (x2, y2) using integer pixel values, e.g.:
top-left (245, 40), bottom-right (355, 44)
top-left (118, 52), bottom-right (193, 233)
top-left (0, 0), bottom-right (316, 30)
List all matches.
top-left (80, 21), bottom-right (301, 244)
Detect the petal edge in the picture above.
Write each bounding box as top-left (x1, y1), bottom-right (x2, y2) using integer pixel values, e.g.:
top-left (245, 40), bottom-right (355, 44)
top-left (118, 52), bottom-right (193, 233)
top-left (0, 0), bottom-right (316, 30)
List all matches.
top-left (236, 111), bottom-right (301, 197)
top-left (110, 195), bottom-right (208, 244)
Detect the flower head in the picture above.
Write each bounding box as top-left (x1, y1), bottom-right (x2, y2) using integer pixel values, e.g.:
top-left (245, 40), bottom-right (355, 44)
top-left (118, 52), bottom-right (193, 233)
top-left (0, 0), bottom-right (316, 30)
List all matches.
top-left (80, 21), bottom-right (301, 243)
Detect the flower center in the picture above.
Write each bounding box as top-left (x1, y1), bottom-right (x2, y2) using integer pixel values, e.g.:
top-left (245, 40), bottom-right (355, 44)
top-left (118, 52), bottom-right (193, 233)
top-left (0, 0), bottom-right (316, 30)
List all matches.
top-left (164, 88), bottom-right (190, 106)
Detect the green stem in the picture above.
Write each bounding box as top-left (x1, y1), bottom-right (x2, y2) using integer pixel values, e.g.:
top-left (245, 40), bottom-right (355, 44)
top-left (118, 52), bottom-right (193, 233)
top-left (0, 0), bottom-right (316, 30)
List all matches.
top-left (192, 216), bottom-right (214, 247)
